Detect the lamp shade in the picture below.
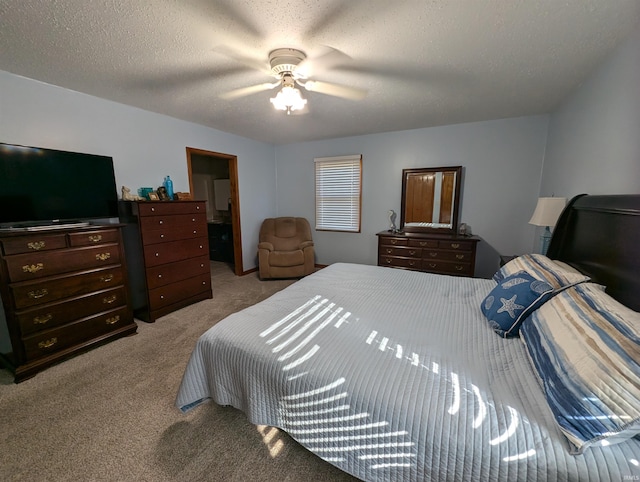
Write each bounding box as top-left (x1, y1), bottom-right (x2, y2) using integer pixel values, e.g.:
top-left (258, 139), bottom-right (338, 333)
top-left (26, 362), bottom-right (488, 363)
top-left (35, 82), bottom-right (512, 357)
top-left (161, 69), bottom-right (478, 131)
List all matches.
top-left (529, 197), bottom-right (567, 227)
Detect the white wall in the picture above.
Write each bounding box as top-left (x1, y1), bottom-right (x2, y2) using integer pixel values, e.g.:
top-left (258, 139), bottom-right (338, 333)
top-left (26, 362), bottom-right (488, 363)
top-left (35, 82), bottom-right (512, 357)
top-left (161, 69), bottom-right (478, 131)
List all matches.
top-left (275, 115), bottom-right (549, 279)
top-left (0, 70), bottom-right (276, 271)
top-left (7, 11), bottom-right (636, 279)
top-left (541, 22), bottom-right (640, 198)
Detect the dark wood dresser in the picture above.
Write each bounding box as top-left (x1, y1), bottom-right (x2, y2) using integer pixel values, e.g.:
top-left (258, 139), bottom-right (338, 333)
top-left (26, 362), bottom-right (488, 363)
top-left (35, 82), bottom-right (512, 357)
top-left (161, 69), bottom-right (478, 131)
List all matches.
top-left (377, 231), bottom-right (480, 277)
top-left (119, 201), bottom-right (212, 322)
top-left (0, 224), bottom-right (137, 382)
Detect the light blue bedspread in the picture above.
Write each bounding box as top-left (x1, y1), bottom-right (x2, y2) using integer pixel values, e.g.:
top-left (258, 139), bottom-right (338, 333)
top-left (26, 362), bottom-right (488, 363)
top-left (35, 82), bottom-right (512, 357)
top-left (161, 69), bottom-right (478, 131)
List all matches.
top-left (176, 263), bottom-right (640, 481)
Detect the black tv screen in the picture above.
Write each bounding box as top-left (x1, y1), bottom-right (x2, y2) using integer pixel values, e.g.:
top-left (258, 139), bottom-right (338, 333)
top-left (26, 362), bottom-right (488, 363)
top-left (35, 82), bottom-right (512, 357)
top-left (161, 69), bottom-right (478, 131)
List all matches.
top-left (0, 143), bottom-right (119, 228)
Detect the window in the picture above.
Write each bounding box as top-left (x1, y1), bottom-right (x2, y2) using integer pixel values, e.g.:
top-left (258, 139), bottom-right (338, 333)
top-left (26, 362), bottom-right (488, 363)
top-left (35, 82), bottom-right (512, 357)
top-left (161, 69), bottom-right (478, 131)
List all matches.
top-left (314, 155), bottom-right (362, 232)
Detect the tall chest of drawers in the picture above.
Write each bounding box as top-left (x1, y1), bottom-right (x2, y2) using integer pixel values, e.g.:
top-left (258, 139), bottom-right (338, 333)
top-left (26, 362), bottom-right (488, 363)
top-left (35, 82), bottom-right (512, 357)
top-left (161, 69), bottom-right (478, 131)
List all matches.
top-left (377, 231), bottom-right (480, 277)
top-left (0, 225), bottom-right (137, 382)
top-left (119, 201), bottom-right (212, 322)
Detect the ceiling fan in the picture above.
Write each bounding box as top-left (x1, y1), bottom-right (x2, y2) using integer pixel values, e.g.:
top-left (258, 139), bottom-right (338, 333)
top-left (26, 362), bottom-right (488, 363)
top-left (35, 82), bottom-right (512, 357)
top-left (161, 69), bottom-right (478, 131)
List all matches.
top-left (219, 48), bottom-right (367, 114)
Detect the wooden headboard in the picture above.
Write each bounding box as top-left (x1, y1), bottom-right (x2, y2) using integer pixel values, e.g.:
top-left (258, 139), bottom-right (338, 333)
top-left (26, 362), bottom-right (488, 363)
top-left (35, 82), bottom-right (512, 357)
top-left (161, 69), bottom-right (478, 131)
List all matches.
top-left (547, 194), bottom-right (640, 312)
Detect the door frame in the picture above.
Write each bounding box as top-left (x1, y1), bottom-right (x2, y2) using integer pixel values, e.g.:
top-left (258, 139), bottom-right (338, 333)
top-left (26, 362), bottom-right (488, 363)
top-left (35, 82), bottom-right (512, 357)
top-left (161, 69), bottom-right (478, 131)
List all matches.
top-left (185, 147), bottom-right (243, 275)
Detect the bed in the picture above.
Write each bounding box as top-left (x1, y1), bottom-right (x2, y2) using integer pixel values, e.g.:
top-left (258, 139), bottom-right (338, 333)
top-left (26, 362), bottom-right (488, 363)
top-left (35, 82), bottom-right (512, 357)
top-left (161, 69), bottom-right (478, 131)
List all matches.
top-left (176, 194), bottom-right (640, 481)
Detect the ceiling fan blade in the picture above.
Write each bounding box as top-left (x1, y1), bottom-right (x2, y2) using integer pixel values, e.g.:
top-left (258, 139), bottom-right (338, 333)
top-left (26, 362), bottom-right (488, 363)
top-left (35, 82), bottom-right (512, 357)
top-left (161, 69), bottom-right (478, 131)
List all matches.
top-left (295, 46), bottom-right (351, 79)
top-left (212, 45), bottom-right (272, 75)
top-left (220, 82), bottom-right (280, 100)
top-left (301, 80), bottom-right (367, 100)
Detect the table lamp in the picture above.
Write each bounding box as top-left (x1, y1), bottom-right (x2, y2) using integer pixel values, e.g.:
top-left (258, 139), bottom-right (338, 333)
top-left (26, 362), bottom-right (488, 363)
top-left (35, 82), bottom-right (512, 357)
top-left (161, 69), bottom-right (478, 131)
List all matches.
top-left (529, 197), bottom-right (567, 255)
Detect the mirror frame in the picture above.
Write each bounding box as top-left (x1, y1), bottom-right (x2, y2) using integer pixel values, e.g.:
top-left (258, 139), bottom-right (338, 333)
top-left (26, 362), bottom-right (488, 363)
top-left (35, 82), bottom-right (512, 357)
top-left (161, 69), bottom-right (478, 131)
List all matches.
top-left (400, 165), bottom-right (463, 235)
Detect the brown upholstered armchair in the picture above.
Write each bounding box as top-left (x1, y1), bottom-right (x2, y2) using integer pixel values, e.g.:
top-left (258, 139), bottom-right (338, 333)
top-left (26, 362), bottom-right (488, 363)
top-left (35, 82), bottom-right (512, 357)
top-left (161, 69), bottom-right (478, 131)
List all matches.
top-left (258, 217), bottom-right (315, 279)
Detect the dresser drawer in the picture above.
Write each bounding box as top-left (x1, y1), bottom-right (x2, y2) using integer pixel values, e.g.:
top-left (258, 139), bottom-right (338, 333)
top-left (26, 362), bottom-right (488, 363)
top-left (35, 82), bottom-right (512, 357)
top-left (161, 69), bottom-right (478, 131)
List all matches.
top-left (143, 237), bottom-right (209, 268)
top-left (21, 306), bottom-right (131, 361)
top-left (379, 256), bottom-right (422, 270)
top-left (423, 260), bottom-right (472, 276)
top-left (421, 250), bottom-right (473, 262)
top-left (379, 246), bottom-right (422, 258)
top-left (146, 255), bottom-right (210, 290)
top-left (438, 240), bottom-right (474, 251)
top-left (139, 212), bottom-right (208, 234)
top-left (16, 286), bottom-right (128, 336)
top-left (136, 202), bottom-right (206, 217)
top-left (148, 273), bottom-right (212, 311)
top-left (6, 244), bottom-right (121, 282)
top-left (140, 218), bottom-right (208, 245)
top-left (11, 266), bottom-right (125, 309)
top-left (378, 237), bottom-right (408, 247)
top-left (1, 234), bottom-right (67, 255)
top-left (408, 238), bottom-right (439, 249)
top-left (68, 229), bottom-right (120, 247)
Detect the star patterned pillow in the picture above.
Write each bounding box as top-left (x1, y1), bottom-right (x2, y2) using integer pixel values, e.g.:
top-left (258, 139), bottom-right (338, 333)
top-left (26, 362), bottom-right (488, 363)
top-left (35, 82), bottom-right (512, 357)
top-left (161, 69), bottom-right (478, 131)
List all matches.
top-left (481, 271), bottom-right (554, 338)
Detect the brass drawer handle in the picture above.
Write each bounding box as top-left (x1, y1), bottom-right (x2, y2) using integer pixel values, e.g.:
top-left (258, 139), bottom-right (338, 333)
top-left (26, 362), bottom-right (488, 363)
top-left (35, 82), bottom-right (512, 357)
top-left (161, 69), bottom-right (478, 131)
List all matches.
top-left (455, 265), bottom-right (464, 271)
top-left (88, 234), bottom-right (103, 243)
top-left (103, 294), bottom-right (117, 304)
top-left (28, 289), bottom-right (49, 299)
top-left (451, 243), bottom-right (460, 249)
top-left (390, 239), bottom-right (397, 245)
top-left (429, 252), bottom-right (438, 257)
top-left (419, 242), bottom-right (427, 246)
top-left (96, 253), bottom-right (111, 261)
top-left (100, 274), bottom-right (114, 282)
top-left (105, 315), bottom-right (120, 325)
top-left (38, 337), bottom-right (57, 349)
top-left (408, 260), bottom-right (416, 266)
top-left (385, 248), bottom-right (392, 254)
top-left (33, 313), bottom-right (53, 325)
top-left (428, 263), bottom-right (437, 268)
top-left (456, 254), bottom-right (465, 260)
top-left (27, 241), bottom-right (46, 250)
top-left (23, 263), bottom-right (44, 273)
top-left (385, 258), bottom-right (392, 264)
top-left (409, 250), bottom-right (416, 256)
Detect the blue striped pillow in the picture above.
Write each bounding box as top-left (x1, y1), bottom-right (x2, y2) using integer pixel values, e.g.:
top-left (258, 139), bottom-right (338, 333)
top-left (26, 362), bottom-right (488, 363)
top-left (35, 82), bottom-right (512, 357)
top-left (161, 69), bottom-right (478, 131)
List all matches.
top-left (520, 283), bottom-right (640, 454)
top-left (493, 254), bottom-right (590, 291)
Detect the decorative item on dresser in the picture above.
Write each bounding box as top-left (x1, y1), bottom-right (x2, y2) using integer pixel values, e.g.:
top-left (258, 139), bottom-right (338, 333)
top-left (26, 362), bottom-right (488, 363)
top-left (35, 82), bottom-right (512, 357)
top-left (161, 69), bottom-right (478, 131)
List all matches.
top-left (0, 225), bottom-right (137, 383)
top-left (377, 231), bottom-right (479, 276)
top-left (118, 201), bottom-right (212, 322)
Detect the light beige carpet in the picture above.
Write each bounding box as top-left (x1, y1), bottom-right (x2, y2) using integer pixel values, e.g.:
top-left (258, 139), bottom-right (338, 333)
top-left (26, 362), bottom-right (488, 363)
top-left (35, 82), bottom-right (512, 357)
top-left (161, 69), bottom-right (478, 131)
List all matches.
top-left (0, 262), bottom-right (359, 482)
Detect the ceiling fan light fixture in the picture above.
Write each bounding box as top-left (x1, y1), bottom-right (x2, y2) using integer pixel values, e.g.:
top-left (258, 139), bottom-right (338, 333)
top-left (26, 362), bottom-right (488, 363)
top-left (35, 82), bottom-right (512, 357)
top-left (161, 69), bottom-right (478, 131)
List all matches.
top-left (270, 85), bottom-right (307, 115)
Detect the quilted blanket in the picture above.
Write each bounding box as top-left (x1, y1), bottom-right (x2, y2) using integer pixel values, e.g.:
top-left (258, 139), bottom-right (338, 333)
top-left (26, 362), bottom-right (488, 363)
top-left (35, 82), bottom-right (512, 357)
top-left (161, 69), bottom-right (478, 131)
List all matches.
top-left (176, 263), bottom-right (640, 481)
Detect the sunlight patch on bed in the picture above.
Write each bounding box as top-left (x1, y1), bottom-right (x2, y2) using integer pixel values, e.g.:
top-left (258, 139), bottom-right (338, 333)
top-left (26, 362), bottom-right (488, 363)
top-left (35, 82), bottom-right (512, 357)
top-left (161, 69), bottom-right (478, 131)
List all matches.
top-left (365, 328), bottom-right (537, 463)
top-left (262, 296), bottom-right (540, 471)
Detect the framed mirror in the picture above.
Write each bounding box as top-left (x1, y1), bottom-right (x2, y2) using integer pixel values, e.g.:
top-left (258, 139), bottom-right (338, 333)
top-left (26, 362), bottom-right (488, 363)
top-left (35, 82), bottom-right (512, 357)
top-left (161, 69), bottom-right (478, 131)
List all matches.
top-left (400, 166), bottom-right (462, 234)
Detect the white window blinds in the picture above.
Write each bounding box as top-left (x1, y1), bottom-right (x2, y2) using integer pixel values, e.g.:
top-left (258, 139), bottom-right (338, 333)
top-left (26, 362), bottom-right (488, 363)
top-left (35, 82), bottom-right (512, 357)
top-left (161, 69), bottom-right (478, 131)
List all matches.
top-left (314, 155), bottom-right (362, 232)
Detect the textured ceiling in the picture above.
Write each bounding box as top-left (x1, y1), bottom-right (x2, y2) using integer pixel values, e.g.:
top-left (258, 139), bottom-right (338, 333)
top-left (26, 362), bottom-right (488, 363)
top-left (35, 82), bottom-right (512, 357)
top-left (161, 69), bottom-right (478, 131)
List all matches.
top-left (1, 1), bottom-right (640, 145)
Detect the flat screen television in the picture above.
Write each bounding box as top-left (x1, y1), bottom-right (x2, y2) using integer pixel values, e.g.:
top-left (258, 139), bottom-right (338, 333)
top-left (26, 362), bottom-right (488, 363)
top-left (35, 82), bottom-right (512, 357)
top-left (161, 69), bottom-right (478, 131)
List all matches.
top-left (0, 142), bottom-right (119, 229)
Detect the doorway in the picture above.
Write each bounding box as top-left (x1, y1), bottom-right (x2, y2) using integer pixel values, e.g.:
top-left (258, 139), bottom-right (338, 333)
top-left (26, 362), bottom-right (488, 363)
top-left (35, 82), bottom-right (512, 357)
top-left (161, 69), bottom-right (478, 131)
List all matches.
top-left (186, 147), bottom-right (243, 276)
